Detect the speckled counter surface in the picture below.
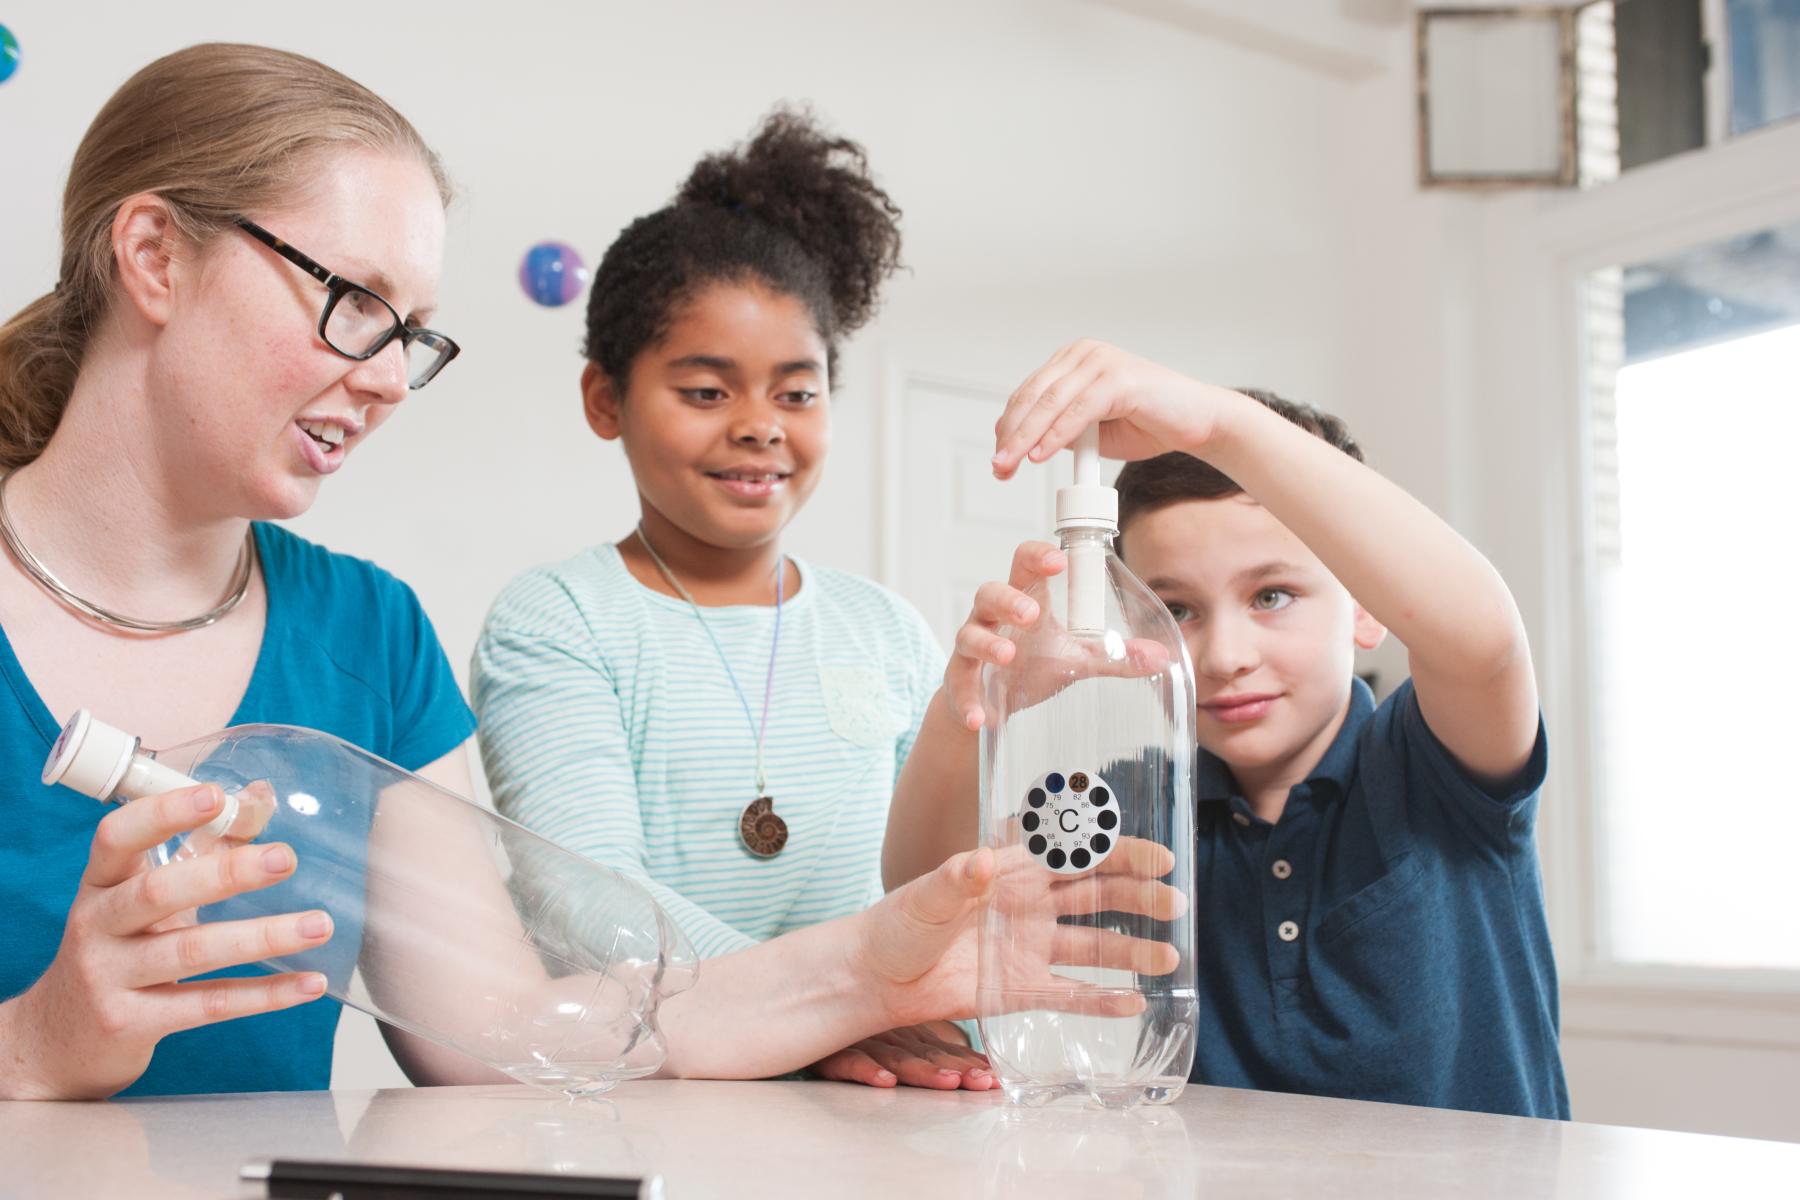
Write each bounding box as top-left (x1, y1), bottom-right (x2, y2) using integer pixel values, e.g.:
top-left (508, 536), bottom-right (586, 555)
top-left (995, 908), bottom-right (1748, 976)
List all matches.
top-left (5, 1078), bottom-right (1796, 1198)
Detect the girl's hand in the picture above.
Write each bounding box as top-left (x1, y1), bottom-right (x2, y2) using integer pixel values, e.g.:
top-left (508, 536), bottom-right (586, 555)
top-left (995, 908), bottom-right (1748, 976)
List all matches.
top-left (807, 1020), bottom-right (994, 1090)
top-left (992, 340), bottom-right (1239, 477)
top-left (0, 783), bottom-right (333, 1100)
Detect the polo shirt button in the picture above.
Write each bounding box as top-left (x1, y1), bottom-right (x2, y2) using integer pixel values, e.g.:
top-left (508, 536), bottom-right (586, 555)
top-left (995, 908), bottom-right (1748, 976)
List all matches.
top-left (1232, 812), bottom-right (1251, 827)
top-left (1277, 920), bottom-right (1299, 942)
top-left (1272, 859), bottom-right (1292, 880)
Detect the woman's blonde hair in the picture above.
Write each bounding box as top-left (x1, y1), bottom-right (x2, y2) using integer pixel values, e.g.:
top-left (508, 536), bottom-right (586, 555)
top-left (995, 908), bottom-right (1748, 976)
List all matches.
top-left (0, 43), bottom-right (451, 470)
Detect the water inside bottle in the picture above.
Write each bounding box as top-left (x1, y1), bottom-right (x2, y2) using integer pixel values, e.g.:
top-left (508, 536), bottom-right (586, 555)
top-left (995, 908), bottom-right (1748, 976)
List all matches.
top-left (978, 667), bottom-right (1196, 1110)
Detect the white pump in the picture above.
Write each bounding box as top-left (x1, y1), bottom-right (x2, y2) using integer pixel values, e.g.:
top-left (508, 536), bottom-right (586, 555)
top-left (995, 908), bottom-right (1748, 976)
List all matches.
top-left (1054, 427), bottom-right (1118, 636)
top-left (43, 708), bottom-right (240, 835)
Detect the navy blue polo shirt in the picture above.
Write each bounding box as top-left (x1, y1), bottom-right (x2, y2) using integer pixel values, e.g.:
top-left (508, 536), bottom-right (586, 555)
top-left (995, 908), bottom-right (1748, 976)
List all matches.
top-left (1188, 677), bottom-right (1568, 1119)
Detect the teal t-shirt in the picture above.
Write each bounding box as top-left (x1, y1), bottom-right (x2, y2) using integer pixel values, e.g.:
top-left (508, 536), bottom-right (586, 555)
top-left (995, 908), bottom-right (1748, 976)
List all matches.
top-left (0, 522), bottom-right (475, 1096)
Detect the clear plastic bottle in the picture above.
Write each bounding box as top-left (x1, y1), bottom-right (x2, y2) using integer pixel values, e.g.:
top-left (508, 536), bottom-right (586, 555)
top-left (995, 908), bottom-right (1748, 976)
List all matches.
top-left (43, 711), bottom-right (697, 1097)
top-left (975, 431), bottom-right (1197, 1109)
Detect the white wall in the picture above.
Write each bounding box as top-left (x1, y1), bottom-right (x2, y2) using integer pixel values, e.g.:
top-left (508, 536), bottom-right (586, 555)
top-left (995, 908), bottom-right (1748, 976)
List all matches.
top-left (1, 0), bottom-right (1360, 1090)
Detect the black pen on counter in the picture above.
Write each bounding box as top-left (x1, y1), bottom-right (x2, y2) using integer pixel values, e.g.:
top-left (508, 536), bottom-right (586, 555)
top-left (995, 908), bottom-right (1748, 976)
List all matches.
top-left (240, 1158), bottom-right (663, 1199)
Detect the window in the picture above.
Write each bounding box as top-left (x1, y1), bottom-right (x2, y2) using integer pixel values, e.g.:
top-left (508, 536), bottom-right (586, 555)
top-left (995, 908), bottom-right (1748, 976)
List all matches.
top-left (1585, 221), bottom-right (1800, 971)
top-left (1576, 0), bottom-right (1800, 181)
top-left (1729, 0), bottom-right (1800, 136)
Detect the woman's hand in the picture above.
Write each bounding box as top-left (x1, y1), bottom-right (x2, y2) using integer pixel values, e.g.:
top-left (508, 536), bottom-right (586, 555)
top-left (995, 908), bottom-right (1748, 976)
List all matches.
top-left (991, 339), bottom-right (1241, 478)
top-left (807, 1020), bottom-right (994, 1090)
top-left (0, 783), bottom-right (333, 1100)
top-left (851, 842), bottom-right (1184, 1035)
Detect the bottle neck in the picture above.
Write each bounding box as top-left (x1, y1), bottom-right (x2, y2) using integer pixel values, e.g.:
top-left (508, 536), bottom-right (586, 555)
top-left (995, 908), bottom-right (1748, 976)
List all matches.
top-left (119, 749), bottom-right (202, 802)
top-left (1060, 525), bottom-right (1116, 636)
top-left (1057, 525), bottom-right (1117, 554)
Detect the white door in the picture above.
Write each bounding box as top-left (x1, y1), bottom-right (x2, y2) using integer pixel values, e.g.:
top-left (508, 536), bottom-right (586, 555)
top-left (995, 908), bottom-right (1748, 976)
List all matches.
top-left (886, 373), bottom-right (1067, 650)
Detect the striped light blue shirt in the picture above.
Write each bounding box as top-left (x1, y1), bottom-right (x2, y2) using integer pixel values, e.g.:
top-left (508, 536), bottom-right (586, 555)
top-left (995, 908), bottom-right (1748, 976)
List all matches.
top-left (471, 544), bottom-right (944, 958)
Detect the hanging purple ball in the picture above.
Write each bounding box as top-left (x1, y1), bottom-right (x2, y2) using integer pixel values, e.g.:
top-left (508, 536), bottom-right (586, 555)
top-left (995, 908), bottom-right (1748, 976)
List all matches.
top-left (518, 241), bottom-right (588, 308)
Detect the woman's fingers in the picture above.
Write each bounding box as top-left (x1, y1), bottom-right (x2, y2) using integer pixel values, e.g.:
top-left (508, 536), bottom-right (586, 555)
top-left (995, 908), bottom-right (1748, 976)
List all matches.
top-left (978, 972), bottom-right (1150, 1020)
top-left (103, 841), bottom-right (299, 935)
top-left (1093, 836), bottom-right (1177, 880)
top-left (84, 785), bottom-right (227, 889)
top-left (1052, 875), bottom-right (1188, 923)
top-left (905, 848), bottom-right (994, 929)
top-left (146, 971), bottom-right (329, 1037)
top-left (128, 910), bottom-right (332, 988)
top-left (865, 848), bottom-right (993, 988)
top-left (1034, 980), bottom-right (1149, 1019)
top-left (1049, 925), bottom-right (1181, 976)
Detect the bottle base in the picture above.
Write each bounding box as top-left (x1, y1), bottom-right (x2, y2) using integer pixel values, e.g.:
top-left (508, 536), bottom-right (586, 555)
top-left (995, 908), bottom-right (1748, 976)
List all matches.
top-left (999, 1078), bottom-right (1186, 1111)
top-left (498, 1062), bottom-right (654, 1098)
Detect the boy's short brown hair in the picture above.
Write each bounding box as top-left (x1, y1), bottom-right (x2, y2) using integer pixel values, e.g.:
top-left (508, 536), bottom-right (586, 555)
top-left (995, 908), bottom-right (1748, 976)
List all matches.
top-left (1115, 389), bottom-right (1363, 531)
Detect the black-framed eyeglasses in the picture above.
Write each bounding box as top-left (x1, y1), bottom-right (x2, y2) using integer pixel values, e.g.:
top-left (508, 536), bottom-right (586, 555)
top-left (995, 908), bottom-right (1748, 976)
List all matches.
top-left (234, 218), bottom-right (460, 390)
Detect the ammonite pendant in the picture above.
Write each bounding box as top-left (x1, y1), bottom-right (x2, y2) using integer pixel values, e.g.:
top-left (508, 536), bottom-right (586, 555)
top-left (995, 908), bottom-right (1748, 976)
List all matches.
top-left (739, 795), bottom-right (788, 858)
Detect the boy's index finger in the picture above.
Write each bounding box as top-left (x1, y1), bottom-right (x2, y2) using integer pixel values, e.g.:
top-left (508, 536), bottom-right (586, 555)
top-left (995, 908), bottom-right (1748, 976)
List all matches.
top-left (994, 350), bottom-right (1079, 473)
top-left (85, 785), bottom-right (224, 889)
top-left (1006, 541), bottom-right (1065, 591)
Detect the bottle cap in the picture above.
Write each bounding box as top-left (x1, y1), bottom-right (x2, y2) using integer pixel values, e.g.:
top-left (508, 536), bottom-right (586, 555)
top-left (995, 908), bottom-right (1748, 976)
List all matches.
top-left (1054, 428), bottom-right (1118, 533)
top-left (1054, 483), bottom-right (1118, 532)
top-left (42, 709), bottom-right (138, 800)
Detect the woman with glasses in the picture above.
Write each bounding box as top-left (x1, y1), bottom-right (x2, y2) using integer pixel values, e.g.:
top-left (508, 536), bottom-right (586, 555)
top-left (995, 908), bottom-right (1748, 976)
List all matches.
top-left (0, 43), bottom-right (1173, 1102)
top-left (0, 42), bottom-right (477, 1099)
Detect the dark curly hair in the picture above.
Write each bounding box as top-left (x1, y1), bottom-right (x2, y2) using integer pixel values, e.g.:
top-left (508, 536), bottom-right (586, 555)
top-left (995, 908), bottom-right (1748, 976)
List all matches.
top-left (1115, 390), bottom-right (1363, 530)
top-left (583, 106), bottom-right (903, 390)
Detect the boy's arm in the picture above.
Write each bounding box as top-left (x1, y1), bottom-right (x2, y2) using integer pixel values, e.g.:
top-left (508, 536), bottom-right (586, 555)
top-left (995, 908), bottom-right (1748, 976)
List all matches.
top-left (1204, 400), bottom-right (1538, 784)
top-left (885, 690), bottom-right (980, 889)
top-left (993, 340), bottom-right (1538, 785)
top-left (883, 544), bottom-right (1066, 889)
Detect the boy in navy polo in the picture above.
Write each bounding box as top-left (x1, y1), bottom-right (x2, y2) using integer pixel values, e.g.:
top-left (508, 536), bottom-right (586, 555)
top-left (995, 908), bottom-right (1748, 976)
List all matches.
top-left (885, 340), bottom-right (1567, 1119)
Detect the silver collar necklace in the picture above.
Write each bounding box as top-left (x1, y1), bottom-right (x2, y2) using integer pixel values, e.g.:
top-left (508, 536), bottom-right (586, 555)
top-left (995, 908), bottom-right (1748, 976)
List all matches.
top-left (0, 471), bottom-right (254, 634)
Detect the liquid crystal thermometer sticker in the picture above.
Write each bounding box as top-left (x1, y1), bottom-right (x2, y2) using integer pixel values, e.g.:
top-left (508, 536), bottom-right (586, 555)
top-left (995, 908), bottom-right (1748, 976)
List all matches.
top-left (1020, 768), bottom-right (1118, 874)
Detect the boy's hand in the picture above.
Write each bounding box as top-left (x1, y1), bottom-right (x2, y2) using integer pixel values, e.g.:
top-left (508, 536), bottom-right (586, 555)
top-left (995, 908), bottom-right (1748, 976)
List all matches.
top-left (992, 339), bottom-right (1237, 478)
top-left (944, 541), bottom-right (1171, 733)
top-left (944, 542), bottom-right (1065, 730)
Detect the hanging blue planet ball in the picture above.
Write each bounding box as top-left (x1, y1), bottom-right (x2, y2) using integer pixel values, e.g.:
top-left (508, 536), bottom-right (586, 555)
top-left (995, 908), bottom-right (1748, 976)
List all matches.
top-left (0, 26), bottom-right (20, 85)
top-left (518, 241), bottom-right (588, 307)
